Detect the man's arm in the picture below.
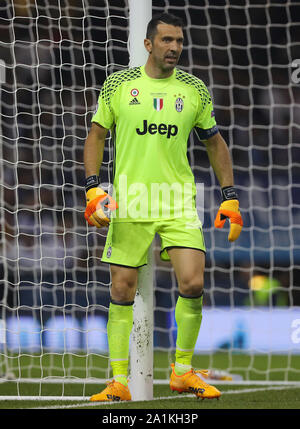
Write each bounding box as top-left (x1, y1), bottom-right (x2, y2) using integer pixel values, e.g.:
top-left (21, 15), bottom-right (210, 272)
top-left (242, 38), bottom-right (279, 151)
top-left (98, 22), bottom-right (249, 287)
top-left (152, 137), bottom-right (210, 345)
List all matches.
top-left (202, 131), bottom-right (233, 188)
top-left (202, 131), bottom-right (243, 242)
top-left (84, 122), bottom-right (109, 177)
top-left (84, 122), bottom-right (117, 228)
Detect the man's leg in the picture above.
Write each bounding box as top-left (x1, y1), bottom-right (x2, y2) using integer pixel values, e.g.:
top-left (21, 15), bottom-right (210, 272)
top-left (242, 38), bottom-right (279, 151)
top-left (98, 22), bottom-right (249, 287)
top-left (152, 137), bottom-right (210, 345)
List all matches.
top-left (167, 247), bottom-right (221, 399)
top-left (108, 264), bottom-right (138, 386)
top-left (90, 265), bottom-right (138, 402)
top-left (168, 247), bottom-right (205, 375)
top-left (90, 221), bottom-right (155, 401)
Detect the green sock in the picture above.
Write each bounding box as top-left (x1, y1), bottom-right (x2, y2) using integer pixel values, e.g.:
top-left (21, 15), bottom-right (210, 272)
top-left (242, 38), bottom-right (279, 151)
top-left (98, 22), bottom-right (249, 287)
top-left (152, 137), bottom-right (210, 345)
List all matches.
top-left (107, 301), bottom-right (134, 387)
top-left (174, 295), bottom-right (203, 375)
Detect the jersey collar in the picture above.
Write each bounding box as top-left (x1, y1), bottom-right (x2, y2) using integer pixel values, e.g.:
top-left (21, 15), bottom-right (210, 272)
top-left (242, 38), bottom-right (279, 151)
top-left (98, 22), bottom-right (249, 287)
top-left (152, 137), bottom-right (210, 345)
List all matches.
top-left (141, 65), bottom-right (176, 82)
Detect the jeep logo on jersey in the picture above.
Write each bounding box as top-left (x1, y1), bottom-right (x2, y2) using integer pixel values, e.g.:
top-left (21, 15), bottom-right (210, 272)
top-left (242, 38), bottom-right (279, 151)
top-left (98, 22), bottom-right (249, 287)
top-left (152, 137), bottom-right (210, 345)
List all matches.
top-left (136, 120), bottom-right (178, 139)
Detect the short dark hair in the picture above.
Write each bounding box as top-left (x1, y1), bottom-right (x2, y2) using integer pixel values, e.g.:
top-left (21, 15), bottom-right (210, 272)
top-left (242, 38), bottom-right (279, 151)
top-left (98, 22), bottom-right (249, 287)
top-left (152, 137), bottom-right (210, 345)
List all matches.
top-left (146, 13), bottom-right (183, 41)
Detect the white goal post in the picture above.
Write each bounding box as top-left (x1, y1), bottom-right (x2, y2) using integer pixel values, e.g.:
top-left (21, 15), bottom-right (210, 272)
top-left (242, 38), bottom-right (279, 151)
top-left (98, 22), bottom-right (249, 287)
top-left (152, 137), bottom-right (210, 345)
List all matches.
top-left (128, 0), bottom-right (153, 402)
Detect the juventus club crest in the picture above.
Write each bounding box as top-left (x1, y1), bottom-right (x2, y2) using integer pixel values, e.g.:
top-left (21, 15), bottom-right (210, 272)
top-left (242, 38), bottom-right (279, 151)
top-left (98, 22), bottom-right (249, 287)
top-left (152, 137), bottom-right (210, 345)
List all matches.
top-left (175, 97), bottom-right (184, 112)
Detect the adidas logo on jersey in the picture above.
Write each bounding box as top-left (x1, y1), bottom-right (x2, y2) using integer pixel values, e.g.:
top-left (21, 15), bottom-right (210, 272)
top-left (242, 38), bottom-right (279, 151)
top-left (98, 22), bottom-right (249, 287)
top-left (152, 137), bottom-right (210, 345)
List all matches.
top-left (129, 97), bottom-right (140, 105)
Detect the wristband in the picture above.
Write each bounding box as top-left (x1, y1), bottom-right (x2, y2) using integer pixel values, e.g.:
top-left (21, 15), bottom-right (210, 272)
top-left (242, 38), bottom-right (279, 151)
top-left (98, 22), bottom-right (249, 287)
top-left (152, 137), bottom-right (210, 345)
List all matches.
top-left (221, 186), bottom-right (238, 201)
top-left (85, 175), bottom-right (100, 191)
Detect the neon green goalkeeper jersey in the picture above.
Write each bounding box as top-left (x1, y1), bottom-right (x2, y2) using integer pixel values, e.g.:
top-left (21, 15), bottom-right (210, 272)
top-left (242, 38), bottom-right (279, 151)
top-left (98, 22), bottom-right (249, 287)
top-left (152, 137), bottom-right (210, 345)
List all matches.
top-left (92, 65), bottom-right (218, 222)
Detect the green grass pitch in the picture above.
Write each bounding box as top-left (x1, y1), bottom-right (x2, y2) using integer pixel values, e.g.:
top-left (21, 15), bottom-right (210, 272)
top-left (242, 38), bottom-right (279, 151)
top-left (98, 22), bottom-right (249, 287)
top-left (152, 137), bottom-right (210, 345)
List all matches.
top-left (0, 352), bottom-right (300, 409)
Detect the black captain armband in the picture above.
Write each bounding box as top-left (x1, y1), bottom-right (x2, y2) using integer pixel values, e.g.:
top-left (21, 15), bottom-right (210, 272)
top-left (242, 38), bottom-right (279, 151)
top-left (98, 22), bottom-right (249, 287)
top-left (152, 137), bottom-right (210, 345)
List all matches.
top-left (221, 186), bottom-right (238, 201)
top-left (85, 175), bottom-right (100, 192)
top-left (195, 125), bottom-right (219, 141)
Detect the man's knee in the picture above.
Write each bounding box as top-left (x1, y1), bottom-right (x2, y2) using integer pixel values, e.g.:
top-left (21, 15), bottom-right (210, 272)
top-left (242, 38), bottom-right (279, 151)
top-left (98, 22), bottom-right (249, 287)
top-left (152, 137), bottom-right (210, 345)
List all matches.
top-left (178, 274), bottom-right (204, 298)
top-left (110, 265), bottom-right (138, 303)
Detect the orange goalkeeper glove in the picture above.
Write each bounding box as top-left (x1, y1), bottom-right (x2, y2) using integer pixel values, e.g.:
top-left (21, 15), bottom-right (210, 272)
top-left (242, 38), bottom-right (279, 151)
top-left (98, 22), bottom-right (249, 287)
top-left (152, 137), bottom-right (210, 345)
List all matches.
top-left (84, 175), bottom-right (118, 228)
top-left (214, 186), bottom-right (243, 242)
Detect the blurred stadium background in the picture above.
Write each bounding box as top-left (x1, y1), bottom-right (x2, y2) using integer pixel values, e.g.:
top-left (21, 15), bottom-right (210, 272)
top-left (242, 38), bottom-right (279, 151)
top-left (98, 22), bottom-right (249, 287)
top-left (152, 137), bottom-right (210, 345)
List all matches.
top-left (0, 0), bottom-right (300, 388)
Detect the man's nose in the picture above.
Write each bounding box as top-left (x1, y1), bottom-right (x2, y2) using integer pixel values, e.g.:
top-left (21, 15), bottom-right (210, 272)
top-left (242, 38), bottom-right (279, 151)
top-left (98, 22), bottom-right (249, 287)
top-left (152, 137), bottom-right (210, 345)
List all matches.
top-left (169, 41), bottom-right (178, 52)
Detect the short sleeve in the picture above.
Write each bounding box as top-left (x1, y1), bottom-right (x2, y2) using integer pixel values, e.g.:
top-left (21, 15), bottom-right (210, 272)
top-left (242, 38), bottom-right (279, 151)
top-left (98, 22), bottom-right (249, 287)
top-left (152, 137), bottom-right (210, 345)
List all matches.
top-left (91, 78), bottom-right (115, 129)
top-left (194, 84), bottom-right (219, 140)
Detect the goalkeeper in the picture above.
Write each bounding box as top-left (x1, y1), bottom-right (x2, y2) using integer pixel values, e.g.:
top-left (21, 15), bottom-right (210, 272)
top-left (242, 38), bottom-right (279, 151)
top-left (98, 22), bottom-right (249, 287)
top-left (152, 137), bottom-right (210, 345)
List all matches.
top-left (84, 13), bottom-right (243, 402)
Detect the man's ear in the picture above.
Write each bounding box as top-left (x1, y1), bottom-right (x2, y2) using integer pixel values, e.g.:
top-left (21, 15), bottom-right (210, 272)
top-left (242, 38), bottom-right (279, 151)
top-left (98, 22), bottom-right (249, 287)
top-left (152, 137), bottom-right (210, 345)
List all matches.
top-left (144, 38), bottom-right (152, 54)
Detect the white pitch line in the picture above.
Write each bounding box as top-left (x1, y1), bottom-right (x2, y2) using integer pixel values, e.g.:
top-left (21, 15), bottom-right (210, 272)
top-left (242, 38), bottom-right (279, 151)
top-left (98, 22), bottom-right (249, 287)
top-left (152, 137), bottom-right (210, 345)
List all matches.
top-left (3, 378), bottom-right (300, 386)
top-left (221, 385), bottom-right (300, 395)
top-left (27, 385), bottom-right (300, 409)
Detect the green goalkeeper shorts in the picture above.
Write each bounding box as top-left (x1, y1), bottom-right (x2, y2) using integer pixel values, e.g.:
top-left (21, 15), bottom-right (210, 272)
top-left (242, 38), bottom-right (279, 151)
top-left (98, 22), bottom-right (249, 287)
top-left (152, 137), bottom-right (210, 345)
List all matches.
top-left (101, 217), bottom-right (206, 268)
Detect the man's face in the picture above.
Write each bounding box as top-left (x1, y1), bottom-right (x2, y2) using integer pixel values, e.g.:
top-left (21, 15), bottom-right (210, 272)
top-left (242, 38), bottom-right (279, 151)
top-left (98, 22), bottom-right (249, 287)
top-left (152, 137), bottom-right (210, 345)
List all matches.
top-left (147, 23), bottom-right (184, 72)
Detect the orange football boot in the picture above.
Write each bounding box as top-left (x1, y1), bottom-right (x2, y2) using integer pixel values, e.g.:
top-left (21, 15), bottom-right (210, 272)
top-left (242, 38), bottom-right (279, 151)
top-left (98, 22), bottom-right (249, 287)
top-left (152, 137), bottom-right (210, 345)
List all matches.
top-left (90, 380), bottom-right (131, 402)
top-left (170, 364), bottom-right (221, 399)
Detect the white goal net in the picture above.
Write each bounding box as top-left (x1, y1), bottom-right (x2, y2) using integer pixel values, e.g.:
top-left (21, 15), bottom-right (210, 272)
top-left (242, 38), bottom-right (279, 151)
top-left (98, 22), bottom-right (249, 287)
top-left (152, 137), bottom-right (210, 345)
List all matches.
top-left (0, 0), bottom-right (299, 399)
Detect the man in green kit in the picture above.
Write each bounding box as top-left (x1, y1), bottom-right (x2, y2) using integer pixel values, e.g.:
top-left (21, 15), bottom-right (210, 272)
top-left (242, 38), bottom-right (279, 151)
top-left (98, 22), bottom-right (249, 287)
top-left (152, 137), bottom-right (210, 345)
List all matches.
top-left (84, 13), bottom-right (243, 402)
